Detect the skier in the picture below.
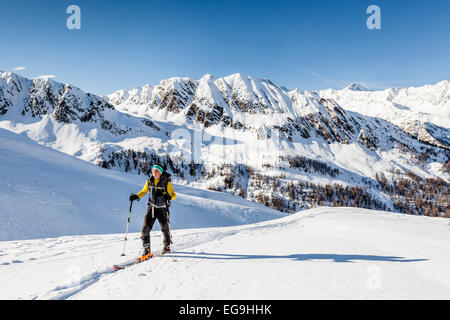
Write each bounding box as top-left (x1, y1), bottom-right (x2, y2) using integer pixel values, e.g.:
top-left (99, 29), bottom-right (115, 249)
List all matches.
top-left (129, 164), bottom-right (176, 260)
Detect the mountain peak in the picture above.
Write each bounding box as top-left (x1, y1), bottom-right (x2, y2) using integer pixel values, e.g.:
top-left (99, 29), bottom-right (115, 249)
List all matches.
top-left (199, 74), bottom-right (216, 82)
top-left (435, 80), bottom-right (450, 88)
top-left (224, 72), bottom-right (250, 82)
top-left (345, 83), bottom-right (370, 91)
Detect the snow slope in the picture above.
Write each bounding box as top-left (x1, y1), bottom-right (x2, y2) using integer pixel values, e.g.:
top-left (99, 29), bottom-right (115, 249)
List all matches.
top-left (0, 128), bottom-right (285, 241)
top-left (0, 207), bottom-right (449, 300)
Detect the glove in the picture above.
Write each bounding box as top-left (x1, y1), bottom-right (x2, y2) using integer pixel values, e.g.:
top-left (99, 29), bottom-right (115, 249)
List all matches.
top-left (129, 193), bottom-right (140, 202)
top-left (164, 192), bottom-right (172, 207)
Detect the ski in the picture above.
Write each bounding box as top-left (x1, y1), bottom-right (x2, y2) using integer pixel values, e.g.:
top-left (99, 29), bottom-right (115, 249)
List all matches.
top-left (112, 252), bottom-right (157, 271)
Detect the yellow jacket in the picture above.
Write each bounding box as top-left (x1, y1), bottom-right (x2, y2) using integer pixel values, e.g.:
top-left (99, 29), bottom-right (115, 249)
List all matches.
top-left (137, 179), bottom-right (176, 201)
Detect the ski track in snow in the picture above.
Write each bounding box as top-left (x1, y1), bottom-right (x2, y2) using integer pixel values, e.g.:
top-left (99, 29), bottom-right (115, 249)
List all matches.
top-left (37, 269), bottom-right (116, 300)
top-left (1, 227), bottom-right (243, 300)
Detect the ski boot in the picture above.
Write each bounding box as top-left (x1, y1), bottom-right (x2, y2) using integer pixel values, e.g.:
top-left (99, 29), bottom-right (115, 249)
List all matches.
top-left (161, 244), bottom-right (171, 255)
top-left (140, 245), bottom-right (153, 262)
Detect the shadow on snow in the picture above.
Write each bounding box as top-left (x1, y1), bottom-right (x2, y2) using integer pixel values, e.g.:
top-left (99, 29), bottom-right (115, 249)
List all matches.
top-left (173, 251), bottom-right (428, 263)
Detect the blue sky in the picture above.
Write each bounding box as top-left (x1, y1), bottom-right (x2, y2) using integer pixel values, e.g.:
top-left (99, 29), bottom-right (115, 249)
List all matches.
top-left (1, 0), bottom-right (449, 95)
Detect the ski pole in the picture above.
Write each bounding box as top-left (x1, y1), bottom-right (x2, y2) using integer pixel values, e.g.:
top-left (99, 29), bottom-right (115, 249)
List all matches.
top-left (121, 200), bottom-right (134, 256)
top-left (169, 215), bottom-right (176, 262)
top-left (171, 241), bottom-right (175, 262)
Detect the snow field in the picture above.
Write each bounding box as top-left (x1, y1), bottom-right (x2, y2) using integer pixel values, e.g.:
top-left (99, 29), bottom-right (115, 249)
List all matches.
top-left (1, 207), bottom-right (449, 300)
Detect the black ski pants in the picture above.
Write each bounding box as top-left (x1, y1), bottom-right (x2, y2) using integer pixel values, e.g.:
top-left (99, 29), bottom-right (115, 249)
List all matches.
top-left (141, 205), bottom-right (171, 249)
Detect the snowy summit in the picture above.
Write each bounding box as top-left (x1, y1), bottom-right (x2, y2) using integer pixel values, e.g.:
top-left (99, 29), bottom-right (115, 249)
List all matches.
top-left (345, 83), bottom-right (370, 91)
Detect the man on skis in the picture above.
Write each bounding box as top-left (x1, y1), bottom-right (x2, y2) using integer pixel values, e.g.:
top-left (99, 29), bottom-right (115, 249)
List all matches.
top-left (129, 164), bottom-right (176, 260)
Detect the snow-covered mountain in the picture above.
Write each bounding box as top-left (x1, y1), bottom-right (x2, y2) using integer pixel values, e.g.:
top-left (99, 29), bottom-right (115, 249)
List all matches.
top-left (318, 80), bottom-right (450, 149)
top-left (0, 71), bottom-right (169, 163)
top-left (1, 71), bottom-right (448, 217)
top-left (108, 74), bottom-right (449, 150)
top-left (105, 73), bottom-right (449, 215)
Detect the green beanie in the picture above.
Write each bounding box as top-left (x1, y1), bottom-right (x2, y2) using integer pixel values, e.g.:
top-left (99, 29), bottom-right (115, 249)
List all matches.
top-left (152, 165), bottom-right (163, 174)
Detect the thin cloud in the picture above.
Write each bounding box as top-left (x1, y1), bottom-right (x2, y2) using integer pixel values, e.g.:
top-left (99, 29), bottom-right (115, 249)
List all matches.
top-left (14, 66), bottom-right (26, 71)
top-left (36, 75), bottom-right (56, 80)
top-left (303, 68), bottom-right (349, 89)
